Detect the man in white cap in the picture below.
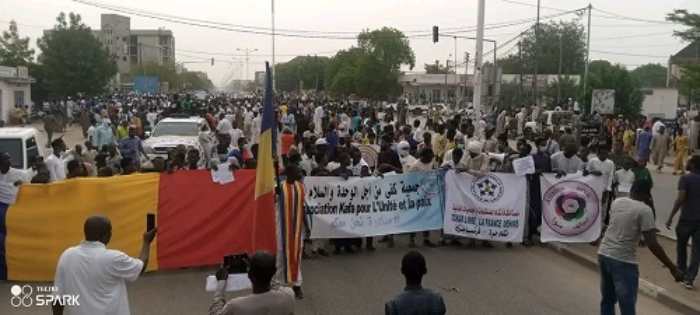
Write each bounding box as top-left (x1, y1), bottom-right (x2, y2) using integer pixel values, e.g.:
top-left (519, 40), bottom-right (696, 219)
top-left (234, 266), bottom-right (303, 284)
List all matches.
top-left (397, 141), bottom-right (416, 173)
top-left (313, 104), bottom-right (324, 135)
top-left (462, 141), bottom-right (489, 175)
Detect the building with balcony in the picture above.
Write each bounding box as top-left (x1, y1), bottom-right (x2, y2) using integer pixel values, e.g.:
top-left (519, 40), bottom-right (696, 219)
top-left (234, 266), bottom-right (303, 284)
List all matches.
top-left (47, 14), bottom-right (175, 86)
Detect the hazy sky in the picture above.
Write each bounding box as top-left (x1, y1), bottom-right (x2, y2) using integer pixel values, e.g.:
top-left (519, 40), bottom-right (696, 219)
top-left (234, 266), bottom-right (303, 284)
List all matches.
top-left (2, 0), bottom-right (700, 88)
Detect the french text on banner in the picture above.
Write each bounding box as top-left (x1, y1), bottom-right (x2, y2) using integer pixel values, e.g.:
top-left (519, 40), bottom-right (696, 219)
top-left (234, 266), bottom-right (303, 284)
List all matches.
top-left (443, 170), bottom-right (527, 242)
top-left (304, 171), bottom-right (444, 238)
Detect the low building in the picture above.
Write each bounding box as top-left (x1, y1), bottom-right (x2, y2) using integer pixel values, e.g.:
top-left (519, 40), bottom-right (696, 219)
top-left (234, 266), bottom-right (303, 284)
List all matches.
top-left (0, 65), bottom-right (33, 123)
top-left (668, 41), bottom-right (700, 107)
top-left (399, 64), bottom-right (501, 109)
top-left (399, 73), bottom-right (471, 104)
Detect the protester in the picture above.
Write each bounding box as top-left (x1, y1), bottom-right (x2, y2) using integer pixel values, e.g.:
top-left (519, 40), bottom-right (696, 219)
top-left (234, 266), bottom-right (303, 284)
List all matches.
top-left (636, 126), bottom-right (653, 164)
top-left (598, 180), bottom-right (682, 315)
top-left (587, 146), bottom-right (615, 222)
top-left (650, 126), bottom-right (670, 172)
top-left (209, 251), bottom-right (295, 315)
top-left (45, 138), bottom-right (68, 182)
top-left (406, 148), bottom-right (437, 248)
top-left (673, 128), bottom-right (689, 175)
top-left (666, 155), bottom-right (700, 289)
top-left (53, 215), bottom-right (157, 315)
top-left (280, 163), bottom-right (305, 299)
top-left (551, 142), bottom-right (584, 176)
top-left (385, 251), bottom-right (446, 315)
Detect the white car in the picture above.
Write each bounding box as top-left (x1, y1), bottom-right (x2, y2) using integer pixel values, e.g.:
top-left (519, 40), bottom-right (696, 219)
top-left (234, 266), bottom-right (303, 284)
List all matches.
top-left (0, 127), bottom-right (42, 170)
top-left (143, 117), bottom-right (210, 160)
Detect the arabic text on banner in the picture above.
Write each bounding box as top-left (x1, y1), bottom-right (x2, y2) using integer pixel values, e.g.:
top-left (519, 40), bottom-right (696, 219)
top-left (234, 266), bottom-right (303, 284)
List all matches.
top-left (540, 173), bottom-right (605, 243)
top-left (443, 171), bottom-right (527, 242)
top-left (304, 171), bottom-right (444, 239)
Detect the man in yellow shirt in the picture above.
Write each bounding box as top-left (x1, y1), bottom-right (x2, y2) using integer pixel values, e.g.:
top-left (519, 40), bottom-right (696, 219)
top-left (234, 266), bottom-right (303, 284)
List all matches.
top-left (673, 128), bottom-right (689, 175)
top-left (623, 125), bottom-right (636, 156)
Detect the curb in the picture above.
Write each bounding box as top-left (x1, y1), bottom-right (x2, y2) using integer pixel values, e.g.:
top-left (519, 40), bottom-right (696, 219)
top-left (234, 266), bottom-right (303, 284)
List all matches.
top-left (546, 242), bottom-right (700, 315)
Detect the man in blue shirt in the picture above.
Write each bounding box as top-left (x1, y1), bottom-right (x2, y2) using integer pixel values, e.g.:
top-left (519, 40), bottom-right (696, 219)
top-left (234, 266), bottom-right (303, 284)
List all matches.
top-left (635, 126), bottom-right (653, 163)
top-left (118, 127), bottom-right (145, 170)
top-left (385, 251), bottom-right (446, 315)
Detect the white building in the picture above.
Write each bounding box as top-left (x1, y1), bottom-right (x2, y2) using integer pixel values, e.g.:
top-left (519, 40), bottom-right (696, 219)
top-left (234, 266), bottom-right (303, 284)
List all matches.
top-left (0, 65), bottom-right (33, 123)
top-left (46, 14), bottom-right (175, 85)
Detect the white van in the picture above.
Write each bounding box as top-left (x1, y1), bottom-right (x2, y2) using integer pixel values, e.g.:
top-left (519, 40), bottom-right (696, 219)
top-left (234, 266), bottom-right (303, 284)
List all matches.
top-left (0, 127), bottom-right (42, 170)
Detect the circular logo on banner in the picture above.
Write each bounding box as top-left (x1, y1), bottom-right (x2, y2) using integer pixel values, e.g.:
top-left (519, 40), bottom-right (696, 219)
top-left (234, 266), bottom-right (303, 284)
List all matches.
top-left (542, 180), bottom-right (600, 236)
top-left (470, 174), bottom-right (504, 203)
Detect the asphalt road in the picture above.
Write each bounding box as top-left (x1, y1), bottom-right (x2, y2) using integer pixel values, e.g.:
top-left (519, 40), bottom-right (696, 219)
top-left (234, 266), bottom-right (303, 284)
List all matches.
top-left (1, 241), bottom-right (680, 315)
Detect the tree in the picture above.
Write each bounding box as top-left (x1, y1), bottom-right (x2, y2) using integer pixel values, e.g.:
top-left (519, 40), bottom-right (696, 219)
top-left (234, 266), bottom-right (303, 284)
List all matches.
top-left (667, 10), bottom-right (700, 106)
top-left (667, 10), bottom-right (700, 42)
top-left (0, 20), bottom-right (34, 66)
top-left (357, 27), bottom-right (415, 71)
top-left (630, 63), bottom-right (668, 88)
top-left (543, 76), bottom-right (579, 105)
top-left (325, 27), bottom-right (414, 100)
top-left (424, 60), bottom-right (453, 74)
top-left (326, 48), bottom-right (363, 97)
top-left (498, 21), bottom-right (586, 75)
top-left (274, 56), bottom-right (330, 92)
top-left (582, 60), bottom-right (643, 118)
top-left (37, 12), bottom-right (116, 97)
top-left (179, 71), bottom-right (214, 91)
top-left (679, 64), bottom-right (700, 105)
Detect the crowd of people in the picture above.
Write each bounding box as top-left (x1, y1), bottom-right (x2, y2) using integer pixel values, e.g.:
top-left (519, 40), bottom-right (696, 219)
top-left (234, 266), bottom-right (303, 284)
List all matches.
top-left (2, 92), bottom-right (699, 315)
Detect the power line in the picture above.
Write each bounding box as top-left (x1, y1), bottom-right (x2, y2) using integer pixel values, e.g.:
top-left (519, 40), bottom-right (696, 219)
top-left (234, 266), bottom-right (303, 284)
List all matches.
top-left (592, 7), bottom-right (672, 25)
top-left (73, 0), bottom-right (584, 40)
top-left (498, 0), bottom-right (570, 12)
top-left (590, 49), bottom-right (668, 58)
top-left (72, 0), bottom-right (415, 39)
top-left (594, 31), bottom-right (672, 41)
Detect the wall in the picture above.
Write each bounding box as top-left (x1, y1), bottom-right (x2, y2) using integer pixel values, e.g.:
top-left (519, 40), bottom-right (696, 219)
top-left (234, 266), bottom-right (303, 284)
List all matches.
top-left (641, 88), bottom-right (679, 119)
top-left (100, 14), bottom-right (131, 75)
top-left (0, 80), bottom-right (31, 122)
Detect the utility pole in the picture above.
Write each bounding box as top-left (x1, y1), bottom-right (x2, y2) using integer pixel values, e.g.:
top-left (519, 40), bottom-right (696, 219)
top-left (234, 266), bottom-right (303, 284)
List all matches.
top-left (464, 52), bottom-right (470, 101)
top-left (473, 0), bottom-right (486, 114)
top-left (445, 59), bottom-right (451, 104)
top-left (237, 48), bottom-right (258, 81)
top-left (519, 41), bottom-right (524, 104)
top-left (533, 0), bottom-right (541, 106)
top-left (493, 41), bottom-right (498, 106)
top-left (557, 33), bottom-right (563, 105)
top-left (454, 36), bottom-right (458, 103)
top-left (271, 0), bottom-right (276, 92)
top-left (583, 3), bottom-right (592, 113)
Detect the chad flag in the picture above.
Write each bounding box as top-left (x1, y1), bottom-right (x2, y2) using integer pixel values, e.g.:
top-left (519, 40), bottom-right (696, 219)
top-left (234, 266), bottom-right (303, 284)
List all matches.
top-left (253, 62), bottom-right (278, 253)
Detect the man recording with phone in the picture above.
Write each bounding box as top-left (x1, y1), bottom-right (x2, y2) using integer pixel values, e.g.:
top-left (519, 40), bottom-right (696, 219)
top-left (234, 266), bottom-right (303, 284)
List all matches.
top-left (52, 215), bottom-right (157, 315)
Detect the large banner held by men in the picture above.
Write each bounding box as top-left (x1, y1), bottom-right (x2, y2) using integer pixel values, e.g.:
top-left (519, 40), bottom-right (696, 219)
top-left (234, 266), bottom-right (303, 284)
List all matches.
top-left (304, 171), bottom-right (444, 238)
top-left (443, 171), bottom-right (527, 242)
top-left (540, 173), bottom-right (605, 243)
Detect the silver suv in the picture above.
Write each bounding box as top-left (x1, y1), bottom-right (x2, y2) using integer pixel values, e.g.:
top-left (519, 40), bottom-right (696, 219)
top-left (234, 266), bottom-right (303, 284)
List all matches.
top-left (143, 117), bottom-right (210, 160)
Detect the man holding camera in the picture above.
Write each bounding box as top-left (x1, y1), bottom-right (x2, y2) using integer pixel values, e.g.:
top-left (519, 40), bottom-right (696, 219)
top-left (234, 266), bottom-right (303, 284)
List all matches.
top-left (208, 251), bottom-right (295, 315)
